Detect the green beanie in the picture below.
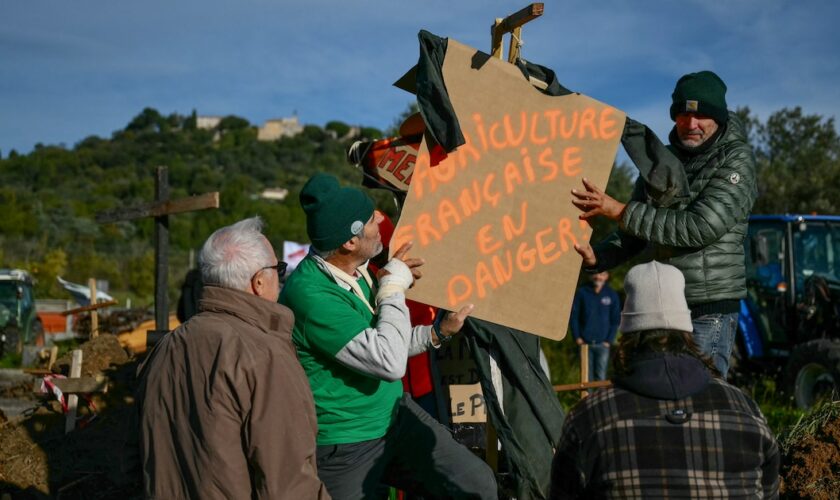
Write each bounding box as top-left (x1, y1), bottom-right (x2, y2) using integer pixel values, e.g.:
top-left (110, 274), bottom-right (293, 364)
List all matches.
top-left (670, 70), bottom-right (728, 124)
top-left (300, 173), bottom-right (374, 251)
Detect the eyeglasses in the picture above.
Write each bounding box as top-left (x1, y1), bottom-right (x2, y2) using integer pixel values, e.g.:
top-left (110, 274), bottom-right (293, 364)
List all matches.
top-left (251, 261), bottom-right (288, 282)
top-left (262, 261), bottom-right (288, 277)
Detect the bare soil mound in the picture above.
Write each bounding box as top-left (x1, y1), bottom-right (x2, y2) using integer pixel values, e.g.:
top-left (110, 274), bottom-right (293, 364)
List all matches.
top-left (780, 401), bottom-right (840, 499)
top-left (0, 334), bottom-right (142, 499)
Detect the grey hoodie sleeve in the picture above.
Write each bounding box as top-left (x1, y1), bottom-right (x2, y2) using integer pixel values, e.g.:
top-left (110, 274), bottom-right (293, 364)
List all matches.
top-left (333, 293), bottom-right (433, 381)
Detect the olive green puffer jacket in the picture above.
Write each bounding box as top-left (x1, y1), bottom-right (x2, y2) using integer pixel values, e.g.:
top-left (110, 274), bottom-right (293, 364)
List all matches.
top-left (593, 112), bottom-right (757, 306)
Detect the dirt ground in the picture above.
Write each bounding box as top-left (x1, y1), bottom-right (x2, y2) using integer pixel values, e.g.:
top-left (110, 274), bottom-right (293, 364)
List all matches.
top-left (0, 334), bottom-right (143, 499)
top-left (1, 330), bottom-right (838, 498)
top-left (779, 404), bottom-right (840, 499)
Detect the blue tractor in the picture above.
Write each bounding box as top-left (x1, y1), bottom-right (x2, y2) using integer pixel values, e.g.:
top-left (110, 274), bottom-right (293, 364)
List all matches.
top-left (739, 215), bottom-right (840, 408)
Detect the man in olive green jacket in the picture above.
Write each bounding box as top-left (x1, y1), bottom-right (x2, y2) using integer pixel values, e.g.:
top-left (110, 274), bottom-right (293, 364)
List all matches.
top-left (572, 71), bottom-right (757, 378)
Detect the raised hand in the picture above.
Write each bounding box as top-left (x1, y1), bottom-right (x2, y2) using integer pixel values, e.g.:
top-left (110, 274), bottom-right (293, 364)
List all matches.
top-left (439, 304), bottom-right (475, 337)
top-left (571, 178), bottom-right (626, 222)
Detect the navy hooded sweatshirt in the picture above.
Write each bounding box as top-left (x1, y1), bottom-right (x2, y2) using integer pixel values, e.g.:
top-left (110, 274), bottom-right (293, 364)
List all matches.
top-left (569, 283), bottom-right (620, 344)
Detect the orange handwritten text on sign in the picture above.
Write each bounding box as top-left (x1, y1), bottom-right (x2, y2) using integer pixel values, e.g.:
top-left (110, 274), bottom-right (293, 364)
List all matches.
top-left (392, 39), bottom-right (625, 341)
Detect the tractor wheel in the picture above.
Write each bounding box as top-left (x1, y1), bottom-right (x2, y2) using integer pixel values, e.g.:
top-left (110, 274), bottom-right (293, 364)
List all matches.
top-left (784, 339), bottom-right (840, 409)
top-left (1, 325), bottom-right (23, 357)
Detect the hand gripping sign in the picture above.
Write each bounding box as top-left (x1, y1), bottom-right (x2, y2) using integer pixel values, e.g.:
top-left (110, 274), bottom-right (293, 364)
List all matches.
top-left (392, 39), bottom-right (625, 341)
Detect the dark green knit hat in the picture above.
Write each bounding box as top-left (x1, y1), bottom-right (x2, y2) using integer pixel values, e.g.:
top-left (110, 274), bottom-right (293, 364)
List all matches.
top-left (670, 70), bottom-right (728, 124)
top-left (300, 173), bottom-right (374, 251)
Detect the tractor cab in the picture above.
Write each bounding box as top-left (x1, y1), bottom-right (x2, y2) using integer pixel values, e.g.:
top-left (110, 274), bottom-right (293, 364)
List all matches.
top-left (741, 215), bottom-right (840, 408)
top-left (0, 269), bottom-right (41, 357)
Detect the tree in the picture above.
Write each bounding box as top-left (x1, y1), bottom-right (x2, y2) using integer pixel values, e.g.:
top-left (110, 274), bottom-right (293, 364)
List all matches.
top-left (325, 121), bottom-right (351, 138)
top-left (745, 107), bottom-right (840, 214)
top-left (217, 115), bottom-right (251, 131)
top-left (386, 102), bottom-right (420, 137)
top-left (126, 107), bottom-right (166, 133)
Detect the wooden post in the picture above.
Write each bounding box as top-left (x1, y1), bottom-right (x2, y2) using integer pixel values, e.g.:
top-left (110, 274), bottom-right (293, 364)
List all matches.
top-left (491, 18), bottom-right (505, 59)
top-left (580, 344), bottom-right (589, 398)
top-left (88, 278), bottom-right (98, 338)
top-left (153, 166), bottom-right (170, 336)
top-left (48, 345), bottom-right (58, 371)
top-left (65, 349), bottom-right (83, 433)
top-left (95, 166), bottom-right (219, 346)
top-left (507, 26), bottom-right (523, 63)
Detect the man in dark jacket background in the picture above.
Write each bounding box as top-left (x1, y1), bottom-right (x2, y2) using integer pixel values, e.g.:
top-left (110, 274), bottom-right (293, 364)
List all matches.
top-left (570, 271), bottom-right (620, 381)
top-left (550, 261), bottom-right (779, 498)
top-left (138, 217), bottom-right (329, 499)
top-left (571, 70), bottom-right (757, 378)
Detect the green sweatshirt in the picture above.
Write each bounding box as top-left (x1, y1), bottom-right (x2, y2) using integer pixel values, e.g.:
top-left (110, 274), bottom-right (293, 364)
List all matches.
top-left (280, 256), bottom-right (403, 445)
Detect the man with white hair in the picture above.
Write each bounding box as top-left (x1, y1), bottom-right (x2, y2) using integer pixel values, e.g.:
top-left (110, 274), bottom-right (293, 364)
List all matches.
top-left (138, 217), bottom-right (329, 499)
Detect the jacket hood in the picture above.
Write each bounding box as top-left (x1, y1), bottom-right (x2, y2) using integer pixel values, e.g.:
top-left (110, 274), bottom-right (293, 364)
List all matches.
top-left (614, 352), bottom-right (711, 400)
top-left (199, 285), bottom-right (294, 340)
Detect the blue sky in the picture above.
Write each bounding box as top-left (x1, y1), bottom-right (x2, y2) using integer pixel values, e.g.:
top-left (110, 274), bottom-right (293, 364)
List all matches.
top-left (2, 0), bottom-right (839, 155)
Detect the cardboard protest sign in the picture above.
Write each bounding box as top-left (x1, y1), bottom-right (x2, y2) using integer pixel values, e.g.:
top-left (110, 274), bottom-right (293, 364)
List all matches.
top-left (448, 383), bottom-right (486, 423)
top-left (392, 40), bottom-right (626, 340)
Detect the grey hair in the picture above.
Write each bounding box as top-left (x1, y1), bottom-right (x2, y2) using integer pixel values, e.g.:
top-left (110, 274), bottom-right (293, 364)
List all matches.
top-left (199, 216), bottom-right (274, 290)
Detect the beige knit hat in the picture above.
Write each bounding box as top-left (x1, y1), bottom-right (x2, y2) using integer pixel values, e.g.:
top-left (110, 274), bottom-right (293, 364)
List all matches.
top-left (619, 261), bottom-right (693, 333)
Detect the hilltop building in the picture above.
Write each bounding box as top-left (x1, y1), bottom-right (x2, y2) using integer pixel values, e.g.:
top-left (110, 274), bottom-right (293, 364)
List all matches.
top-left (257, 117), bottom-right (304, 141)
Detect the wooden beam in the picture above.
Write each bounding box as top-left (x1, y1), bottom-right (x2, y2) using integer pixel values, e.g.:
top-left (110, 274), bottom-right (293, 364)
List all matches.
top-left (553, 380), bottom-right (613, 393)
top-left (61, 300), bottom-right (118, 316)
top-left (495, 3), bottom-right (544, 33)
top-left (52, 375), bottom-right (108, 395)
top-left (490, 2), bottom-right (544, 59)
top-left (95, 191), bottom-right (220, 224)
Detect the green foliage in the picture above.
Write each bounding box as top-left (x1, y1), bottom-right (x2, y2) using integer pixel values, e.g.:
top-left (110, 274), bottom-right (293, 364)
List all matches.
top-left (217, 115), bottom-right (251, 131)
top-left (0, 107), bottom-right (375, 303)
top-left (738, 106), bottom-right (840, 214)
top-left (743, 376), bottom-right (806, 435)
top-left (541, 332), bottom-right (588, 411)
top-left (325, 120), bottom-right (351, 138)
top-left (0, 351), bottom-right (22, 368)
top-left (386, 102), bottom-right (420, 136)
top-left (30, 249), bottom-right (68, 297)
top-left (360, 127), bottom-right (383, 140)
top-left (778, 399), bottom-right (839, 451)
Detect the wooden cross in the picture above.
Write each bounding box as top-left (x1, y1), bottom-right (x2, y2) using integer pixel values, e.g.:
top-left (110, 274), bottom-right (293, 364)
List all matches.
top-left (490, 3), bottom-right (544, 63)
top-left (96, 166), bottom-right (219, 343)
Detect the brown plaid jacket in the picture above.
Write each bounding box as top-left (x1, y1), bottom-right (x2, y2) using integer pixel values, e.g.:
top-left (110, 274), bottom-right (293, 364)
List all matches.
top-left (550, 378), bottom-right (779, 499)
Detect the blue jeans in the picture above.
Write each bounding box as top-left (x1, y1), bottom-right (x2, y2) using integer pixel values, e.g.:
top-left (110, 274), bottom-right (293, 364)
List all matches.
top-left (587, 343), bottom-right (610, 381)
top-left (692, 312), bottom-right (738, 378)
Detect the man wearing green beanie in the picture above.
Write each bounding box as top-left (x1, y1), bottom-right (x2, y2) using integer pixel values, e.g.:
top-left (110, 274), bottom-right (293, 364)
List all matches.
top-left (280, 173), bottom-right (496, 499)
top-left (571, 70), bottom-right (757, 379)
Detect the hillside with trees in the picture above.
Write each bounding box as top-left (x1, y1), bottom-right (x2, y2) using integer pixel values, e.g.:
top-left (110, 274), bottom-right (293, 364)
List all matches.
top-left (0, 108), bottom-right (387, 304)
top-left (0, 106), bottom-right (837, 306)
